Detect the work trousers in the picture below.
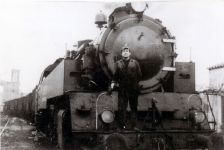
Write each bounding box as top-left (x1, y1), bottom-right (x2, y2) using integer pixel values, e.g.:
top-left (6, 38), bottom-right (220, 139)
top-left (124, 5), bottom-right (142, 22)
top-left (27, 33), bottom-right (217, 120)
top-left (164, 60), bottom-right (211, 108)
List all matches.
top-left (117, 88), bottom-right (138, 128)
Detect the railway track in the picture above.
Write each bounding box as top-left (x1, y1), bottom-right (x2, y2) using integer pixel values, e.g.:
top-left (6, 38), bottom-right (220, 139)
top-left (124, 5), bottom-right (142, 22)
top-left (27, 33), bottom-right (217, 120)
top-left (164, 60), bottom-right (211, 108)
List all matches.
top-left (0, 115), bottom-right (10, 137)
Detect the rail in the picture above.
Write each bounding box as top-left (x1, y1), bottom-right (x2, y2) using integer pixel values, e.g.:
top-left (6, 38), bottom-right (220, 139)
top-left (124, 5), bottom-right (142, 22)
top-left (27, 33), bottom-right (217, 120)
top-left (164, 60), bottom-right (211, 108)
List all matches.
top-left (0, 116), bottom-right (10, 137)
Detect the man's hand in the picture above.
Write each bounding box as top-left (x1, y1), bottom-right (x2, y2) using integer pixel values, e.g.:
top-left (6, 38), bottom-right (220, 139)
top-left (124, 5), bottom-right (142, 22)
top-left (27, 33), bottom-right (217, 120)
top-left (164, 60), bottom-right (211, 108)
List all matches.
top-left (110, 82), bottom-right (115, 89)
top-left (107, 82), bottom-right (115, 95)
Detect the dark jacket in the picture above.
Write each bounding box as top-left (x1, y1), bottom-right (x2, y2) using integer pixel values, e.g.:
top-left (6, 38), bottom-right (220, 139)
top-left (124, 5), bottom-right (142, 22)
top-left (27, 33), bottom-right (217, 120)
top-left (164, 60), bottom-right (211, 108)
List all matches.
top-left (113, 58), bottom-right (142, 91)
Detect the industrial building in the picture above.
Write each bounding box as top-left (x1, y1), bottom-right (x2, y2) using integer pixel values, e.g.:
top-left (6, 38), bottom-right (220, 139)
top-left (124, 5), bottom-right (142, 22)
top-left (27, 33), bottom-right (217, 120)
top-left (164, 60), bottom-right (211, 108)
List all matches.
top-left (0, 69), bottom-right (22, 111)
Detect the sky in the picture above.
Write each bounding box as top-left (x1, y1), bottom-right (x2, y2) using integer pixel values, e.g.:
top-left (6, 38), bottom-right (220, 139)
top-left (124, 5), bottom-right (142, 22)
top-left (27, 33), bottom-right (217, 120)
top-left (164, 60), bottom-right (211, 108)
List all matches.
top-left (0, 0), bottom-right (224, 94)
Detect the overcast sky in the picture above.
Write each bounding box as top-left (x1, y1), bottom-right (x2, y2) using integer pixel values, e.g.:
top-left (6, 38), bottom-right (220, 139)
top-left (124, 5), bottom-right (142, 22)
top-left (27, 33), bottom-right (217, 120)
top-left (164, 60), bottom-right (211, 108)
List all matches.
top-left (0, 0), bottom-right (224, 94)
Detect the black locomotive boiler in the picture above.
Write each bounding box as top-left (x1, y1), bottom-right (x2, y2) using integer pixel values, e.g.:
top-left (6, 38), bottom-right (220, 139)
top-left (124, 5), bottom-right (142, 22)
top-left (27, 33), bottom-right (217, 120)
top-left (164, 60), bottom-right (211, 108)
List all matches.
top-left (4, 3), bottom-right (219, 150)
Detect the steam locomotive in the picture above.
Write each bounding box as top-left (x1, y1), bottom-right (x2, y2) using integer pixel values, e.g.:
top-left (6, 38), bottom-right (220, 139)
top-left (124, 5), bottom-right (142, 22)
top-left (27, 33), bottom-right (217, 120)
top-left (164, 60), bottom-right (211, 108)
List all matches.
top-left (4, 3), bottom-right (219, 150)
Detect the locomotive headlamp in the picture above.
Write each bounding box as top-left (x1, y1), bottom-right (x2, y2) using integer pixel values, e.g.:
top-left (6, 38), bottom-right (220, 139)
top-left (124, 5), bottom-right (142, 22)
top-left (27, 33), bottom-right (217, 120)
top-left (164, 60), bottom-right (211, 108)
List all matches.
top-left (194, 111), bottom-right (205, 123)
top-left (101, 110), bottom-right (114, 123)
top-left (131, 2), bottom-right (148, 13)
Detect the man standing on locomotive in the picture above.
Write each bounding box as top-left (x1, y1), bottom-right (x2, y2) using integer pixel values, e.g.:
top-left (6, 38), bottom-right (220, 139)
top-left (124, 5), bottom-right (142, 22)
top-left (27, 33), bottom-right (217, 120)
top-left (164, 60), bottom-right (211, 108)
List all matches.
top-left (109, 45), bottom-right (142, 130)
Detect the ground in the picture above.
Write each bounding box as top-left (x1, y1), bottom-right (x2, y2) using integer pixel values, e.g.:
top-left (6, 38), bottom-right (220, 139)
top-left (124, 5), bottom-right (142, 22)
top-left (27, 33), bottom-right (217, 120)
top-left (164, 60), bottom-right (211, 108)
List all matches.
top-left (0, 116), bottom-right (55, 150)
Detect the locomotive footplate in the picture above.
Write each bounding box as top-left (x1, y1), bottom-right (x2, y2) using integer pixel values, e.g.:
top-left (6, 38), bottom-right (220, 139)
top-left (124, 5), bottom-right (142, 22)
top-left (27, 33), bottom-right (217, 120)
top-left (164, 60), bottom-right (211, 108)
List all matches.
top-left (71, 130), bottom-right (214, 150)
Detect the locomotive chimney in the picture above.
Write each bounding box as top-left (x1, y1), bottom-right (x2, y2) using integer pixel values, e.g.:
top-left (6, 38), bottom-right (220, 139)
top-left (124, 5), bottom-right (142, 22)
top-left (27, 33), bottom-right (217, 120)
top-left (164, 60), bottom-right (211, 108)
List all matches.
top-left (65, 50), bottom-right (71, 59)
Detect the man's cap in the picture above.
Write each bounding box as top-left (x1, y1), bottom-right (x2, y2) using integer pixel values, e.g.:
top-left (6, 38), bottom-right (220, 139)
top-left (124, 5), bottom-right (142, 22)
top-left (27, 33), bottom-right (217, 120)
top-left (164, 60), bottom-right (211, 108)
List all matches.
top-left (121, 44), bottom-right (130, 51)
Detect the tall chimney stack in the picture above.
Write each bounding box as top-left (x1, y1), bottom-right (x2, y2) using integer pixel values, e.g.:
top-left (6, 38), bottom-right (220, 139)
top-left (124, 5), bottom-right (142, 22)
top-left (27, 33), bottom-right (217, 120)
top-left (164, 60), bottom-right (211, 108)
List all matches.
top-left (11, 69), bottom-right (20, 83)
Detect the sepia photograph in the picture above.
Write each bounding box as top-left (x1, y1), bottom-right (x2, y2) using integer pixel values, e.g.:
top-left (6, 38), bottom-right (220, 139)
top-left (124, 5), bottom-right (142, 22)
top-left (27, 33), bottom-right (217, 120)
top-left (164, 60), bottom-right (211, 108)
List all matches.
top-left (1, 0), bottom-right (224, 149)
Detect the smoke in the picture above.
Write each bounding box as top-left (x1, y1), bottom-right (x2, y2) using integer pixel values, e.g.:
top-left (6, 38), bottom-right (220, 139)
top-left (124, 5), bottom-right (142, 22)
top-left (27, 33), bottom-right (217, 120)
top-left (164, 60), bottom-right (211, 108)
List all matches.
top-left (103, 2), bottom-right (126, 13)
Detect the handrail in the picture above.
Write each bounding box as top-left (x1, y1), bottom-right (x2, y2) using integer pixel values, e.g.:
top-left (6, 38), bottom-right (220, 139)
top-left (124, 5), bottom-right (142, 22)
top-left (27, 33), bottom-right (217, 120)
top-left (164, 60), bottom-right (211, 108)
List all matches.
top-left (187, 94), bottom-right (203, 110)
top-left (205, 92), bottom-right (216, 129)
top-left (95, 92), bottom-right (114, 130)
top-left (187, 93), bottom-right (216, 129)
top-left (187, 94), bottom-right (203, 128)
